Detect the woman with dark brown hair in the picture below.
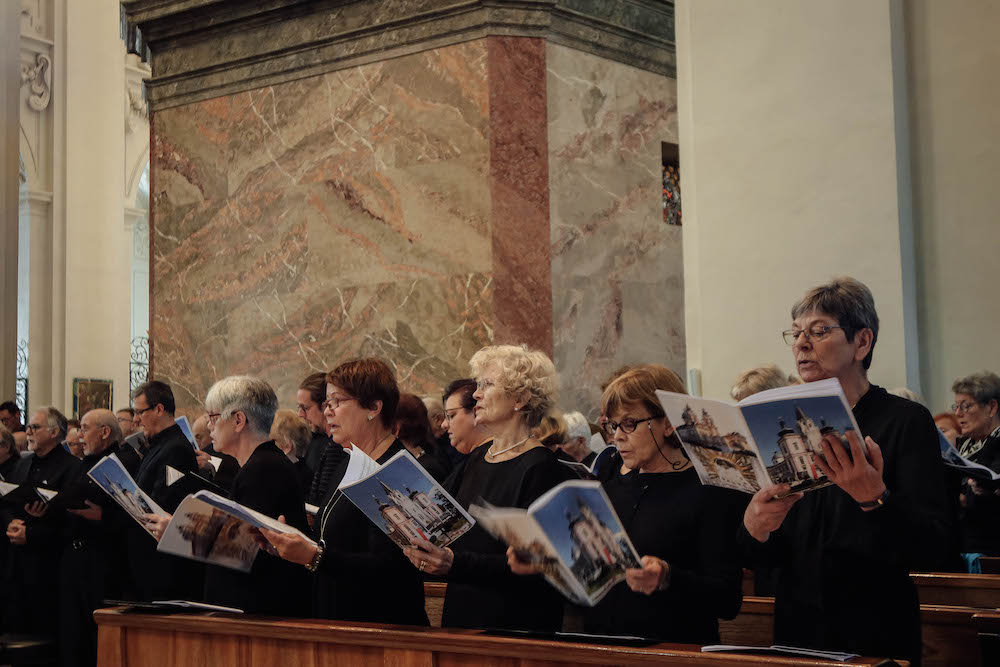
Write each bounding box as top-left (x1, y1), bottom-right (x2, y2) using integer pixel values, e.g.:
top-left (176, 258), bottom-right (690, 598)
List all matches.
top-left (261, 358), bottom-right (428, 625)
top-left (394, 393), bottom-right (450, 482)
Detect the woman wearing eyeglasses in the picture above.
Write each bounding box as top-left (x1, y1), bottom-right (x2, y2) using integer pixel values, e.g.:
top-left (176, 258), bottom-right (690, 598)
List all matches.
top-left (951, 371), bottom-right (1000, 565)
top-left (260, 358), bottom-right (428, 625)
top-left (509, 366), bottom-right (747, 643)
top-left (402, 344), bottom-right (574, 633)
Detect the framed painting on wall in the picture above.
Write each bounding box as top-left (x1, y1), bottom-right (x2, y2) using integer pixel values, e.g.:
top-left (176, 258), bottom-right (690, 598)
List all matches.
top-left (73, 378), bottom-right (113, 419)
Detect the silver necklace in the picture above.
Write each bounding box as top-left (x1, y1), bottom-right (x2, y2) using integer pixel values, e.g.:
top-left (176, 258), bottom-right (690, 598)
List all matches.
top-left (488, 435), bottom-right (531, 459)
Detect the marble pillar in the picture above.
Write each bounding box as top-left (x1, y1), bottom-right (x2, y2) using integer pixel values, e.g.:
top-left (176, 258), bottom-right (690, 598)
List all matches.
top-left (125, 0), bottom-right (679, 416)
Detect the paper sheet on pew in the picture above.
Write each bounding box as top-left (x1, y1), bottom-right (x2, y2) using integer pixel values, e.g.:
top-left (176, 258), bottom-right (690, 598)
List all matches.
top-left (938, 432), bottom-right (1000, 480)
top-left (470, 480), bottom-right (641, 607)
top-left (701, 644), bottom-right (858, 661)
top-left (655, 378), bottom-right (864, 496)
top-left (157, 490), bottom-right (316, 572)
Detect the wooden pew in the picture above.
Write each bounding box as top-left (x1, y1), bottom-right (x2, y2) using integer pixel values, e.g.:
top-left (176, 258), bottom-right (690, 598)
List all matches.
top-left (912, 573), bottom-right (1000, 608)
top-left (972, 610), bottom-right (1000, 666)
top-left (425, 580), bottom-right (445, 627)
top-left (975, 557), bottom-right (1000, 575)
top-left (94, 608), bottom-right (900, 667)
top-left (719, 596), bottom-right (985, 667)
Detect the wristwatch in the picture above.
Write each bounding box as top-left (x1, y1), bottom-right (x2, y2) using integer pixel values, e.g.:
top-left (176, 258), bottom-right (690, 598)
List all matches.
top-left (859, 488), bottom-right (890, 510)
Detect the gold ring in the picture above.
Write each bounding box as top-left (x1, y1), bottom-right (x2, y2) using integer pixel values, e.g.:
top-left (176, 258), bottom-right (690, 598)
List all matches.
top-left (419, 560), bottom-right (426, 572)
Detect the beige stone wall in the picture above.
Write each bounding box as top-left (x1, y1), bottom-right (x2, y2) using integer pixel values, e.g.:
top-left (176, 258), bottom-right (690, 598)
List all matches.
top-left (906, 0), bottom-right (1000, 412)
top-left (676, 0), bottom-right (916, 400)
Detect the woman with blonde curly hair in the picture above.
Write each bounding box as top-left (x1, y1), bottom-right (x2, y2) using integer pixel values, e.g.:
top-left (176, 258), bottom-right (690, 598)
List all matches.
top-left (403, 344), bottom-right (573, 632)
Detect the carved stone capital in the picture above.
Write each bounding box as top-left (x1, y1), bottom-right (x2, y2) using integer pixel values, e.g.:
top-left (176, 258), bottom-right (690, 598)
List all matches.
top-left (20, 52), bottom-right (50, 111)
top-left (121, 0), bottom-right (675, 110)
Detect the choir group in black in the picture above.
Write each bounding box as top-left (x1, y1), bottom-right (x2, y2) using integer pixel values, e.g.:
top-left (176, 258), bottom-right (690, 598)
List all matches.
top-left (0, 276), bottom-right (982, 667)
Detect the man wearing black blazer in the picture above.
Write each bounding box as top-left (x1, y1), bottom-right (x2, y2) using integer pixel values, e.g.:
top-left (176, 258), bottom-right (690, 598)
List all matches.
top-left (127, 381), bottom-right (202, 601)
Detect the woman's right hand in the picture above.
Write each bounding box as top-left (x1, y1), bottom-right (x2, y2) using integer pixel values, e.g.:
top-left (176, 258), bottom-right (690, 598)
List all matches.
top-left (258, 515), bottom-right (318, 566)
top-left (506, 546), bottom-right (543, 575)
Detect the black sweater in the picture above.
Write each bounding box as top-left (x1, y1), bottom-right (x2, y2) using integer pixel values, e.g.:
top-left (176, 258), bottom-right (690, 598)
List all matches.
top-left (127, 423), bottom-right (202, 601)
top-left (442, 443), bottom-right (574, 632)
top-left (203, 441), bottom-right (310, 615)
top-left (957, 431), bottom-right (1000, 554)
top-left (584, 468), bottom-right (746, 643)
top-left (738, 385), bottom-right (955, 664)
top-left (311, 440), bottom-right (428, 625)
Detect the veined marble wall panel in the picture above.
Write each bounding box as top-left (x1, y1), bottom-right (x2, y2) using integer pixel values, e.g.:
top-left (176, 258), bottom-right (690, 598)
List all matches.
top-left (151, 42), bottom-right (493, 410)
top-left (547, 43), bottom-right (684, 421)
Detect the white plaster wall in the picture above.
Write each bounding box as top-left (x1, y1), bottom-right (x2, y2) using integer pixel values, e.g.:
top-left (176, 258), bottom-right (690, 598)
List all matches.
top-left (676, 0), bottom-right (915, 400)
top-left (60, 0), bottom-right (130, 412)
top-left (906, 0), bottom-right (1000, 413)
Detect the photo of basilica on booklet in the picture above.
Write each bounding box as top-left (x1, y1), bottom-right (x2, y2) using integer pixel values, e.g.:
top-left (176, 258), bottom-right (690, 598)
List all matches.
top-left (88, 454), bottom-right (166, 538)
top-left (656, 378), bottom-right (864, 494)
top-left (340, 451), bottom-right (474, 549)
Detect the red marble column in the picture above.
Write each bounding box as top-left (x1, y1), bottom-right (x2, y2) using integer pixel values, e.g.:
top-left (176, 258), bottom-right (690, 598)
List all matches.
top-left (487, 36), bottom-right (553, 357)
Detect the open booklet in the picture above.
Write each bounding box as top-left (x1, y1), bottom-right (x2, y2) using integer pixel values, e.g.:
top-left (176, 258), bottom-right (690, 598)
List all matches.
top-left (0, 481), bottom-right (58, 507)
top-left (156, 490), bottom-right (315, 572)
top-left (939, 432), bottom-right (1000, 481)
top-left (469, 480), bottom-right (641, 607)
top-left (655, 378), bottom-right (864, 495)
top-left (165, 465), bottom-right (230, 497)
top-left (338, 448), bottom-right (474, 549)
top-left (88, 453), bottom-right (166, 538)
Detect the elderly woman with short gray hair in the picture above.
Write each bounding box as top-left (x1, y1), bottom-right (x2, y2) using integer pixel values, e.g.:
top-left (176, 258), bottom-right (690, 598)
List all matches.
top-left (952, 371), bottom-right (1000, 562)
top-left (404, 344), bottom-right (574, 633)
top-left (740, 276), bottom-right (954, 664)
top-left (146, 375), bottom-right (310, 615)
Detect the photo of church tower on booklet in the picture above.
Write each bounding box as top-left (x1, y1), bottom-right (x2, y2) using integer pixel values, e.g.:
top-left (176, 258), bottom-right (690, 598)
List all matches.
top-left (566, 499), bottom-right (639, 588)
top-left (362, 476), bottom-right (470, 549)
top-left (766, 407), bottom-right (846, 485)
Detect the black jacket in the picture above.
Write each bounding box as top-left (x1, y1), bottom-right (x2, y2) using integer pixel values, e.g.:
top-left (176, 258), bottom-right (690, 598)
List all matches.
top-left (738, 385), bottom-right (955, 664)
top-left (958, 430), bottom-right (1000, 554)
top-left (126, 423), bottom-right (202, 601)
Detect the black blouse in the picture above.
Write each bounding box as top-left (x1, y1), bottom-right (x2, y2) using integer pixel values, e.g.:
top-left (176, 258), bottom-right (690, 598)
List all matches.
top-left (583, 467), bottom-right (746, 643)
top-left (203, 441), bottom-right (310, 615)
top-left (442, 443), bottom-right (574, 632)
top-left (311, 439), bottom-right (428, 625)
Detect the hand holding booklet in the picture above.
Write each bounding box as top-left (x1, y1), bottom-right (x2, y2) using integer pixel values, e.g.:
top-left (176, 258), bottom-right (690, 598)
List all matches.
top-left (469, 480), bottom-right (641, 607)
top-left (88, 454), bottom-right (166, 538)
top-left (655, 378), bottom-right (864, 495)
top-left (156, 491), bottom-right (315, 572)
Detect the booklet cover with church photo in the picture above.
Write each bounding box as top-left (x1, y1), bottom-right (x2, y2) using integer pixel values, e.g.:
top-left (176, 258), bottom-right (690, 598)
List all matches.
top-left (469, 480), bottom-right (641, 607)
top-left (655, 378), bottom-right (864, 495)
top-left (339, 450), bottom-right (474, 550)
top-left (156, 490), bottom-right (316, 572)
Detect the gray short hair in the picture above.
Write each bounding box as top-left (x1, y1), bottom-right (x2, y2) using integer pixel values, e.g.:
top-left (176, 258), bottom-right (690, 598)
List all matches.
top-left (469, 344), bottom-right (558, 428)
top-left (791, 276), bottom-right (879, 370)
top-left (204, 376), bottom-right (278, 436)
top-left (731, 364), bottom-right (790, 401)
top-left (952, 372), bottom-right (1000, 408)
top-left (36, 406), bottom-right (68, 440)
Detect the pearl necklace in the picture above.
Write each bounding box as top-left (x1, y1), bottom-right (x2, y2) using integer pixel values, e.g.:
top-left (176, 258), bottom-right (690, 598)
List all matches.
top-left (487, 435), bottom-right (531, 459)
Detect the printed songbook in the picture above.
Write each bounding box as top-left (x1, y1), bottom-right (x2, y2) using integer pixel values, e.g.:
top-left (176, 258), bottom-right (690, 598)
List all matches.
top-left (338, 448), bottom-right (474, 550)
top-left (470, 480), bottom-right (641, 607)
top-left (157, 490), bottom-right (316, 572)
top-left (655, 378), bottom-right (863, 495)
top-left (939, 433), bottom-right (1000, 481)
top-left (88, 454), bottom-right (166, 538)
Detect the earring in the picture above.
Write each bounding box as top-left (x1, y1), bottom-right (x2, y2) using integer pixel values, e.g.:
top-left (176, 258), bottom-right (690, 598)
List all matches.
top-left (367, 415), bottom-right (374, 421)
